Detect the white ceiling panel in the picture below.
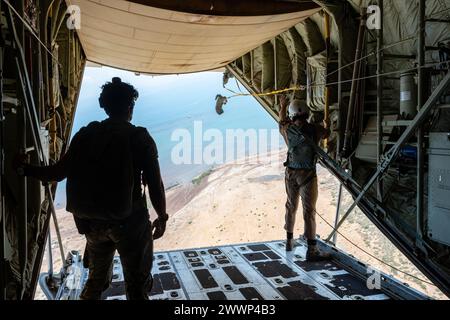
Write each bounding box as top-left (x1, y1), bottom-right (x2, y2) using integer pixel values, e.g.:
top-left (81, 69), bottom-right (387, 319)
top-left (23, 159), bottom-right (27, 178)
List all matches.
top-left (69, 0), bottom-right (320, 74)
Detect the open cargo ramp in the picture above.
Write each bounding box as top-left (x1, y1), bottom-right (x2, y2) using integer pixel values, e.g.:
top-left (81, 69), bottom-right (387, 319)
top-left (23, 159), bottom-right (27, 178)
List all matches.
top-left (40, 239), bottom-right (428, 300)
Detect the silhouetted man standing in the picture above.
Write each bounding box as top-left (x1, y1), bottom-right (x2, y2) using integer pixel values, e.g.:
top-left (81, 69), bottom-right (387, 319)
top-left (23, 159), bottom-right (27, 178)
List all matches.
top-left (16, 77), bottom-right (168, 300)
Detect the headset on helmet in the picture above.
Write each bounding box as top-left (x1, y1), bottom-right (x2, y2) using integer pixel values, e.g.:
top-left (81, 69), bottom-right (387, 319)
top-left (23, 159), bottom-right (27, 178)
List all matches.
top-left (288, 99), bottom-right (309, 120)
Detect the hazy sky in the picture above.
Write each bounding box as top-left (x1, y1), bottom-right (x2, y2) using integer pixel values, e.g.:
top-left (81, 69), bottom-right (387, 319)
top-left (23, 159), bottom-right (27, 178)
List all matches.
top-left (72, 67), bottom-right (278, 135)
top-left (55, 67), bottom-right (282, 207)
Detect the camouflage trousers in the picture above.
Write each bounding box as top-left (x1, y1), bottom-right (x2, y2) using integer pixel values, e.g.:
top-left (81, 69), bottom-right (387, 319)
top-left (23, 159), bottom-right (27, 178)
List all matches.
top-left (284, 168), bottom-right (318, 240)
top-left (79, 211), bottom-right (153, 300)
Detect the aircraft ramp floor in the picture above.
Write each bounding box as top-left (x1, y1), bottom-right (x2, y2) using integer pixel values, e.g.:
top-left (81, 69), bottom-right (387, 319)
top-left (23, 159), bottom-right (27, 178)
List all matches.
top-left (40, 239), bottom-right (430, 300)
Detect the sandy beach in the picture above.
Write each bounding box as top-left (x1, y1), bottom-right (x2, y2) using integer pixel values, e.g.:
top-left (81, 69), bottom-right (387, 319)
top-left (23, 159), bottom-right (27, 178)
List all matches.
top-left (37, 148), bottom-right (446, 300)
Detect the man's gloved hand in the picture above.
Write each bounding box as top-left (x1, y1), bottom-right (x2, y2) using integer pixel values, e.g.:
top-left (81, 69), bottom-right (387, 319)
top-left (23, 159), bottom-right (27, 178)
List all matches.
top-left (152, 214), bottom-right (168, 240)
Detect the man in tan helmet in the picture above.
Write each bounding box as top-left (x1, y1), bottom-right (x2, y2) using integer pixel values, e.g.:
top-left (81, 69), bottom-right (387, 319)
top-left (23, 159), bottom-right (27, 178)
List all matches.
top-left (279, 96), bottom-right (331, 260)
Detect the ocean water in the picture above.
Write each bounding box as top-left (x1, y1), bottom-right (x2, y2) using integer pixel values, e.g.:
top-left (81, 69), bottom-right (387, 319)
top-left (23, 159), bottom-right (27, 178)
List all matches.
top-left (54, 67), bottom-right (285, 208)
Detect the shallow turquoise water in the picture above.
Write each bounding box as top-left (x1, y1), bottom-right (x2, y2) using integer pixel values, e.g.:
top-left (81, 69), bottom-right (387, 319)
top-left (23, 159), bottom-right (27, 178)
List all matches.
top-left (54, 67), bottom-right (284, 208)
